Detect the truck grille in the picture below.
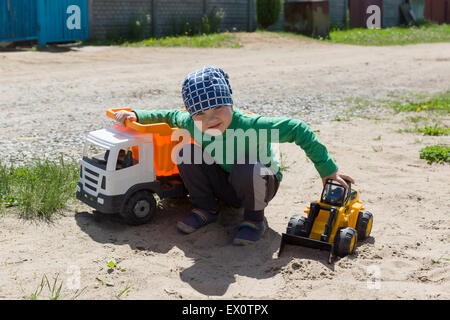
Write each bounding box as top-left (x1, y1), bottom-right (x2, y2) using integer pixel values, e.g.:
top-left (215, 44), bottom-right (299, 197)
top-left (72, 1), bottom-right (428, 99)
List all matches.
top-left (85, 167), bottom-right (99, 177)
top-left (85, 183), bottom-right (97, 192)
top-left (83, 166), bottom-right (99, 193)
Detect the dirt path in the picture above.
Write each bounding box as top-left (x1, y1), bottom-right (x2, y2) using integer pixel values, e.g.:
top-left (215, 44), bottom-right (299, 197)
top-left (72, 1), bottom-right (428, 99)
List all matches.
top-left (0, 33), bottom-right (449, 300)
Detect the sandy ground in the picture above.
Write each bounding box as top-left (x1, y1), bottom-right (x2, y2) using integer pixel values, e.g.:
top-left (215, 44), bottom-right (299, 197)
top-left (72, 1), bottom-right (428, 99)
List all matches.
top-left (0, 33), bottom-right (449, 300)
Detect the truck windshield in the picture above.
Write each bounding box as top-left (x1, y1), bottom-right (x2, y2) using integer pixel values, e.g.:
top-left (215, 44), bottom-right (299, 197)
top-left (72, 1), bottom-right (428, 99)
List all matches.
top-left (83, 141), bottom-right (109, 170)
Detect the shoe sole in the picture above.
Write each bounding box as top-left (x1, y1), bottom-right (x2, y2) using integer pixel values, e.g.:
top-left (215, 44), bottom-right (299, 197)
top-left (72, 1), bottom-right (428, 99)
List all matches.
top-left (177, 221), bottom-right (197, 234)
top-left (233, 238), bottom-right (257, 246)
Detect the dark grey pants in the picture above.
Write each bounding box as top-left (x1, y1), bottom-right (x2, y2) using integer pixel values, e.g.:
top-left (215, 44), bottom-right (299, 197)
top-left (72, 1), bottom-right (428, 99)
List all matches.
top-left (176, 144), bottom-right (280, 221)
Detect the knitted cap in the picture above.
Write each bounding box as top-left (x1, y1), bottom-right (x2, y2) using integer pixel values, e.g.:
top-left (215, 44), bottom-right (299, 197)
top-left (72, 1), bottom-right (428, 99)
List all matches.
top-left (182, 66), bottom-right (233, 117)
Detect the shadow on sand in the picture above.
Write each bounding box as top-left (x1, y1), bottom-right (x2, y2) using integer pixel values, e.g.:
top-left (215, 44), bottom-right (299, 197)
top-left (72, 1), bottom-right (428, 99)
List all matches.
top-left (74, 199), bottom-right (338, 296)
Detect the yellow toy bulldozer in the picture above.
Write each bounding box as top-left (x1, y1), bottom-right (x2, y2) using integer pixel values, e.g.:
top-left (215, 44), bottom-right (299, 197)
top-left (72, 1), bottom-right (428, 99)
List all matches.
top-left (278, 179), bottom-right (373, 263)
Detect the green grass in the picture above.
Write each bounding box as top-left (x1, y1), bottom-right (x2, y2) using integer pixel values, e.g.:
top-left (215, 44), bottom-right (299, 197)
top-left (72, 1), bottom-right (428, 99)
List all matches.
top-left (397, 124), bottom-right (449, 136)
top-left (405, 115), bottom-right (429, 123)
top-left (279, 152), bottom-right (297, 173)
top-left (384, 91), bottom-right (450, 166)
top-left (420, 145), bottom-right (449, 164)
top-left (386, 92), bottom-right (450, 114)
top-left (418, 124), bottom-right (449, 136)
top-left (80, 32), bottom-right (241, 48)
top-left (327, 23), bottom-right (450, 46)
top-left (117, 284), bottom-right (132, 299)
top-left (0, 157), bottom-right (79, 221)
top-left (255, 29), bottom-right (315, 41)
top-left (26, 274), bottom-right (86, 300)
top-left (372, 146), bottom-right (383, 152)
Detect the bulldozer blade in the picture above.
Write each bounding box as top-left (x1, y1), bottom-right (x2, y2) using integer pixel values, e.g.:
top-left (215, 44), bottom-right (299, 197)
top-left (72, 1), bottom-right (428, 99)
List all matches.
top-left (278, 233), bottom-right (335, 264)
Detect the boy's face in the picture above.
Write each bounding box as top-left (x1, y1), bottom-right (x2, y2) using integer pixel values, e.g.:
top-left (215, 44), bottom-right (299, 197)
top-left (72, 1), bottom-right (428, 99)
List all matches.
top-left (192, 106), bottom-right (233, 135)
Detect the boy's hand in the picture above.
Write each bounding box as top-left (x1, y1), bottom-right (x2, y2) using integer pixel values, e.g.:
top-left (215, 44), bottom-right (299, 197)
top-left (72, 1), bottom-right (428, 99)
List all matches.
top-left (322, 169), bottom-right (355, 189)
top-left (114, 110), bottom-right (137, 126)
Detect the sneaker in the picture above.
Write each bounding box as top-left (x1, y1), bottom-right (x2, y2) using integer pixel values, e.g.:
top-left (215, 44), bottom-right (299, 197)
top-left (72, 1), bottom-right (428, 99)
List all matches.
top-left (177, 208), bottom-right (218, 234)
top-left (233, 218), bottom-right (267, 246)
top-left (217, 203), bottom-right (244, 226)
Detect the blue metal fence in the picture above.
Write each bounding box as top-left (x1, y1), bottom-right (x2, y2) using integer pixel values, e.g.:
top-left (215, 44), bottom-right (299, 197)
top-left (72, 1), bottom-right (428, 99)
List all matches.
top-left (38, 0), bottom-right (88, 45)
top-left (0, 0), bottom-right (88, 46)
top-left (0, 0), bottom-right (38, 42)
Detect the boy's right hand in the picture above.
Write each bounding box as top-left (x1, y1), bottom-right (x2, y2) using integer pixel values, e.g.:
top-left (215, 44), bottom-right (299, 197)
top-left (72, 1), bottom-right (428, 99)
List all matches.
top-left (114, 110), bottom-right (137, 126)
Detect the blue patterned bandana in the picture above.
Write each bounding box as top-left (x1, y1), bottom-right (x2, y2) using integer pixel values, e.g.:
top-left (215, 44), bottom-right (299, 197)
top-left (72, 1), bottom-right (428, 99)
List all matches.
top-left (182, 66), bottom-right (233, 117)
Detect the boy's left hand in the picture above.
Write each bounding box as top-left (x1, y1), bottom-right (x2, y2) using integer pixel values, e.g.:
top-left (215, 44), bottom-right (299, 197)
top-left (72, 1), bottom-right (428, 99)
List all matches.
top-left (322, 169), bottom-right (355, 189)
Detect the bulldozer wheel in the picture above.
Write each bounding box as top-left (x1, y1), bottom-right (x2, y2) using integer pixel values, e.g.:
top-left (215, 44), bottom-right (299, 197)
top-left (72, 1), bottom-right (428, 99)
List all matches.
top-left (334, 227), bottom-right (358, 257)
top-left (120, 190), bottom-right (156, 226)
top-left (356, 210), bottom-right (373, 241)
top-left (286, 215), bottom-right (306, 236)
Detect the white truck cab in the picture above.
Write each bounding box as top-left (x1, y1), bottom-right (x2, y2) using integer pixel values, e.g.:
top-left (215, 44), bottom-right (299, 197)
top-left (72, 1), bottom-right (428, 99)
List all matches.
top-left (76, 110), bottom-right (186, 225)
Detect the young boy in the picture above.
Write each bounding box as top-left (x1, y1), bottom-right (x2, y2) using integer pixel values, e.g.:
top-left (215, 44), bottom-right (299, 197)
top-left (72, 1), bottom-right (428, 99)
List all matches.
top-left (114, 66), bottom-right (354, 245)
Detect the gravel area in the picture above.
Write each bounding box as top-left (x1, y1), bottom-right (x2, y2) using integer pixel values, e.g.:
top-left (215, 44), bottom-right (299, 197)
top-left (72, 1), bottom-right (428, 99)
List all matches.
top-left (0, 33), bottom-right (449, 300)
top-left (1, 33), bottom-right (449, 165)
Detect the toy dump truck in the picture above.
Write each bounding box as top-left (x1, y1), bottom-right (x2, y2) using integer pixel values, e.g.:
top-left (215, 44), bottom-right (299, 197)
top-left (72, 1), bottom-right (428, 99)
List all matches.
top-left (76, 108), bottom-right (189, 225)
top-left (278, 179), bottom-right (373, 263)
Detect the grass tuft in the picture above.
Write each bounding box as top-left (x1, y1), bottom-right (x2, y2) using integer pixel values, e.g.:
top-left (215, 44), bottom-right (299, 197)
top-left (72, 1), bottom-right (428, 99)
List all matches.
top-left (0, 157), bottom-right (79, 221)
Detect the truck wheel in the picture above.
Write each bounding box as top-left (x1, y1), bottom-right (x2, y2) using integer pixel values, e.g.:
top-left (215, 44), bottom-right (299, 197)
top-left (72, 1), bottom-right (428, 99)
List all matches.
top-left (356, 210), bottom-right (373, 241)
top-left (286, 215), bottom-right (306, 236)
top-left (334, 227), bottom-right (357, 257)
top-left (121, 190), bottom-right (156, 226)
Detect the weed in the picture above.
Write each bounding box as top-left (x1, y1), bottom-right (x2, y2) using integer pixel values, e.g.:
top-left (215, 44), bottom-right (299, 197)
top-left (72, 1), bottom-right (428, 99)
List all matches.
top-left (26, 274), bottom-right (85, 300)
top-left (106, 258), bottom-right (126, 272)
top-left (372, 146), bottom-right (383, 152)
top-left (395, 128), bottom-right (418, 134)
top-left (417, 124), bottom-right (449, 136)
top-left (419, 145), bottom-right (449, 164)
top-left (406, 115), bottom-right (428, 123)
top-left (396, 124), bottom-right (449, 136)
top-left (154, 193), bottom-right (164, 210)
top-left (46, 274), bottom-right (63, 300)
top-left (169, 7), bottom-right (225, 37)
top-left (107, 258), bottom-right (117, 269)
top-left (128, 13), bottom-right (151, 40)
top-left (279, 152), bottom-right (296, 172)
top-left (334, 116), bottom-right (350, 121)
top-left (117, 284), bottom-right (132, 298)
top-left (28, 275), bottom-right (46, 300)
top-left (201, 7), bottom-right (226, 34)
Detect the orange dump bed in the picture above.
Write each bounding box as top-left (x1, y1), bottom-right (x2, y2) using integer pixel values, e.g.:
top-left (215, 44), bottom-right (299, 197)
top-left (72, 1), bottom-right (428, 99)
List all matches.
top-left (107, 107), bottom-right (254, 177)
top-left (107, 108), bottom-right (193, 177)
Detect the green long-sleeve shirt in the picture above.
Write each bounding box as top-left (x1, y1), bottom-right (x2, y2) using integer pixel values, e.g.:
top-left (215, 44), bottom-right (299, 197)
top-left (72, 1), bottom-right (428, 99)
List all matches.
top-left (132, 108), bottom-right (338, 181)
